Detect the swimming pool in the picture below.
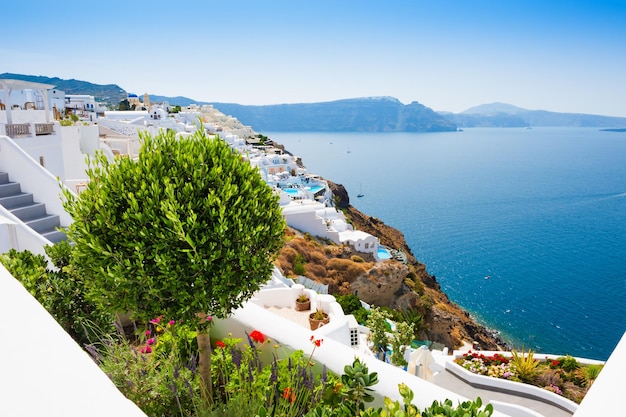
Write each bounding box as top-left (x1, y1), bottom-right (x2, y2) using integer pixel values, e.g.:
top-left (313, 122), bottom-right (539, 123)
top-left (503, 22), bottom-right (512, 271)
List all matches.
top-left (377, 246), bottom-right (391, 260)
top-left (282, 185), bottom-right (325, 195)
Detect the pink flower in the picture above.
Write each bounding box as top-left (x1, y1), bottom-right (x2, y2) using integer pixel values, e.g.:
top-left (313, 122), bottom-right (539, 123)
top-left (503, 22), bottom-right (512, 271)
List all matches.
top-left (168, 320), bottom-right (175, 326)
top-left (140, 345), bottom-right (153, 354)
top-left (206, 315), bottom-right (213, 322)
top-left (145, 330), bottom-right (151, 337)
top-left (147, 338), bottom-right (155, 345)
top-left (150, 317), bottom-right (161, 324)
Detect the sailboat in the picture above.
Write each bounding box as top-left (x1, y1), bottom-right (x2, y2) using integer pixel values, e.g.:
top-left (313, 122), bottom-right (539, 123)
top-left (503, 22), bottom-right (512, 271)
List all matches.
top-left (357, 184), bottom-right (364, 198)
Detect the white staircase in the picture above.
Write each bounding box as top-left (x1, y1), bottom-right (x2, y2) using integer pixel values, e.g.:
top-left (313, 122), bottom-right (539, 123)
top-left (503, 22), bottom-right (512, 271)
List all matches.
top-left (0, 171), bottom-right (66, 243)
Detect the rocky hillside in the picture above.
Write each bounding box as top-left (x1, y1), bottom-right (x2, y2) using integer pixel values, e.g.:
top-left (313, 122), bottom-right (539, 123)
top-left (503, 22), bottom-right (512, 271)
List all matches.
top-left (208, 97), bottom-right (458, 132)
top-left (275, 179), bottom-right (507, 351)
top-left (0, 73), bottom-right (127, 106)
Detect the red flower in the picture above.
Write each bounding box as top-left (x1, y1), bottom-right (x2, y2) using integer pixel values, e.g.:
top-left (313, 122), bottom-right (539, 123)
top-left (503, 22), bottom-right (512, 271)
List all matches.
top-left (216, 340), bottom-right (226, 349)
top-left (150, 317), bottom-right (161, 325)
top-left (310, 336), bottom-right (324, 347)
top-left (283, 387), bottom-right (296, 403)
top-left (250, 330), bottom-right (265, 344)
top-left (140, 345), bottom-right (152, 354)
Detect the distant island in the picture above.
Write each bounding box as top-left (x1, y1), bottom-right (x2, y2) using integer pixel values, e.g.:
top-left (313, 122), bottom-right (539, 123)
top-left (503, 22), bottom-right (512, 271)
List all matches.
top-left (599, 128), bottom-right (626, 132)
top-left (441, 102), bottom-right (626, 128)
top-left (3, 73), bottom-right (626, 131)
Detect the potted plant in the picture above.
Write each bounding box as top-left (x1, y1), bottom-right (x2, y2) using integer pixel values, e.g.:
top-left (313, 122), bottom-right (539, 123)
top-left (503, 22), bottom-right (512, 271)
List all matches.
top-left (295, 293), bottom-right (311, 311)
top-left (309, 308), bottom-right (329, 330)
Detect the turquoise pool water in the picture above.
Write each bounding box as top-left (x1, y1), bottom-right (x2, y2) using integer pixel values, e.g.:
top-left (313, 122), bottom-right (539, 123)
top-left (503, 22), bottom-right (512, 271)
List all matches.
top-left (377, 246), bottom-right (391, 260)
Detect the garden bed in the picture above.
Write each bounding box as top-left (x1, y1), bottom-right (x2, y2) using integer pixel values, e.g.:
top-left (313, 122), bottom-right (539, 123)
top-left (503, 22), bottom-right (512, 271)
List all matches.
top-left (447, 350), bottom-right (604, 413)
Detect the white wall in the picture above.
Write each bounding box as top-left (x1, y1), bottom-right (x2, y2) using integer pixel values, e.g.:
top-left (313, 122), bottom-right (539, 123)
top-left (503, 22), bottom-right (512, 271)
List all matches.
top-left (0, 264), bottom-right (147, 417)
top-left (573, 332), bottom-right (626, 417)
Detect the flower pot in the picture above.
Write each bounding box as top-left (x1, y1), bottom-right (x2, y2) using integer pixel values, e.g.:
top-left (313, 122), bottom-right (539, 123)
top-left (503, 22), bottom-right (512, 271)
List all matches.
top-left (308, 312), bottom-right (330, 330)
top-left (295, 300), bottom-right (311, 311)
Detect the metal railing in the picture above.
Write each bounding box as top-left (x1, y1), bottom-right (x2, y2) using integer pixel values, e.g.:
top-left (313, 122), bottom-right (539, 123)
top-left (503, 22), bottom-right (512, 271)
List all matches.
top-left (2, 123), bottom-right (55, 138)
top-left (35, 123), bottom-right (55, 135)
top-left (4, 124), bottom-right (31, 138)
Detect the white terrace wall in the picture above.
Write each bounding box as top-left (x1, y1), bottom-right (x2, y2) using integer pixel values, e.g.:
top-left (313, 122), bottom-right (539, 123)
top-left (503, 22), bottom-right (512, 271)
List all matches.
top-left (573, 331), bottom-right (626, 417)
top-left (0, 264), bottom-right (147, 417)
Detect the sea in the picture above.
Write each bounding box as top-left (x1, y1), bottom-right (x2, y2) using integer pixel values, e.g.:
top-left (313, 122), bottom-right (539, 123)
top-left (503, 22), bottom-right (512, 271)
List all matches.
top-left (263, 127), bottom-right (626, 361)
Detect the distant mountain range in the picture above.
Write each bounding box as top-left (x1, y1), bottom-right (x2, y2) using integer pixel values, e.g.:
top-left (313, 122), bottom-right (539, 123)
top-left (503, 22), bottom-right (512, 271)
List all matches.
top-left (0, 73), bottom-right (127, 104)
top-left (3, 73), bottom-right (625, 130)
top-left (441, 102), bottom-right (626, 128)
top-left (205, 97), bottom-right (457, 132)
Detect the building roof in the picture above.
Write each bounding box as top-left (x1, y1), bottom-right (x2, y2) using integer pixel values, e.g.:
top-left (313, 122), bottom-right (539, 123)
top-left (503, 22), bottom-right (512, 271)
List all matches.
top-left (0, 78), bottom-right (56, 90)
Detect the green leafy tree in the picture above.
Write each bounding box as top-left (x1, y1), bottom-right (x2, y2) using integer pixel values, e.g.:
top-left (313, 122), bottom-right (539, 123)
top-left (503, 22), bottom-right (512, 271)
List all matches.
top-left (62, 128), bottom-right (285, 402)
top-left (366, 307), bottom-right (391, 358)
top-left (118, 99), bottom-right (131, 111)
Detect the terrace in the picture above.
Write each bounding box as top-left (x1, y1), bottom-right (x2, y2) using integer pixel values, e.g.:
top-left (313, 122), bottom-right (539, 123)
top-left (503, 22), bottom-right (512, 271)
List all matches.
top-left (1, 79), bottom-right (56, 139)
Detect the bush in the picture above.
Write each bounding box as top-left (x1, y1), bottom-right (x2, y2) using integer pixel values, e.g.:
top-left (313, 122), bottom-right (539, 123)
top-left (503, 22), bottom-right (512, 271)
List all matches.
top-left (558, 355), bottom-right (579, 372)
top-left (0, 243), bottom-right (112, 346)
top-left (90, 322), bottom-right (201, 417)
top-left (510, 348), bottom-right (539, 383)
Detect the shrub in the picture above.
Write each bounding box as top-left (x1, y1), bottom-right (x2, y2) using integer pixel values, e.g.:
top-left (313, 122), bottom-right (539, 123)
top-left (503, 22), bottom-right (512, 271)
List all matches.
top-left (580, 364), bottom-right (603, 387)
top-left (293, 253), bottom-right (306, 275)
top-left (326, 258), bottom-right (368, 283)
top-left (90, 322), bottom-right (201, 417)
top-left (0, 243), bottom-right (112, 346)
top-left (510, 348), bottom-right (539, 383)
top-left (558, 355), bottom-right (579, 372)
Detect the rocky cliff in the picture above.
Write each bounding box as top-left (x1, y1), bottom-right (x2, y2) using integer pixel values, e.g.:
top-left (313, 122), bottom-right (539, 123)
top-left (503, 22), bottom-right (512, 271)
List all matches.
top-left (277, 176), bottom-right (507, 351)
top-left (331, 181), bottom-right (507, 351)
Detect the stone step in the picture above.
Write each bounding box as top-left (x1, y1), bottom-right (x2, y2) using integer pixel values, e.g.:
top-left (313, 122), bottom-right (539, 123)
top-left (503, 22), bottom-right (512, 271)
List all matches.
top-left (0, 182), bottom-right (21, 198)
top-left (10, 202), bottom-right (47, 221)
top-left (25, 214), bottom-right (61, 234)
top-left (42, 229), bottom-right (67, 244)
top-left (0, 193), bottom-right (34, 209)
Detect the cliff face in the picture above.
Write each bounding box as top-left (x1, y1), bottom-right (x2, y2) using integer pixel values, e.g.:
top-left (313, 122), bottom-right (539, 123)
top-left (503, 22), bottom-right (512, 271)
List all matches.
top-left (327, 181), bottom-right (507, 351)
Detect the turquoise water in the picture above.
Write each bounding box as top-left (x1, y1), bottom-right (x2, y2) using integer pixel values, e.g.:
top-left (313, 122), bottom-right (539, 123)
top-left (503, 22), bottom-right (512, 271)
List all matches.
top-left (377, 247), bottom-right (392, 260)
top-left (281, 185), bottom-right (324, 195)
top-left (265, 128), bottom-right (626, 360)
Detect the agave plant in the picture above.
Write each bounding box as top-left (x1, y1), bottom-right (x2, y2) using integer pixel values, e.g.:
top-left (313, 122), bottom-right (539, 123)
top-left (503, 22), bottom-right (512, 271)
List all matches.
top-left (510, 348), bottom-right (539, 383)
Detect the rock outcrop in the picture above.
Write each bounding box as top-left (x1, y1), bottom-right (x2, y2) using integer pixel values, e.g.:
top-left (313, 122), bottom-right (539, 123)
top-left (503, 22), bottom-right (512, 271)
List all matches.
top-left (328, 180), bottom-right (508, 351)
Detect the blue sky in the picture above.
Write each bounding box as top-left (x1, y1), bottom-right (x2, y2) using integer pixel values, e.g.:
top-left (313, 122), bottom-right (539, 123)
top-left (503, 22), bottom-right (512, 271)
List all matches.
top-left (3, 1), bottom-right (626, 116)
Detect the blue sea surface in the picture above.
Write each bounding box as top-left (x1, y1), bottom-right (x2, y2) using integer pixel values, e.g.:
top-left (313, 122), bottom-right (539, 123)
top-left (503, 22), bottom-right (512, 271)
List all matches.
top-left (264, 128), bottom-right (626, 361)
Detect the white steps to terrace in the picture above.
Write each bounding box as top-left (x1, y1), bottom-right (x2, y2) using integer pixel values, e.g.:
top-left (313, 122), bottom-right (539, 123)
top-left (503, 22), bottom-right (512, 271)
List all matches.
top-left (0, 171), bottom-right (67, 243)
